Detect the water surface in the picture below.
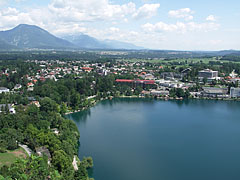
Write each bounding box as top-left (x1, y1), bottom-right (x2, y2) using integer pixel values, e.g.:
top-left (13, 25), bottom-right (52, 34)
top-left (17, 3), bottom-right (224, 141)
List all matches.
top-left (67, 99), bottom-right (240, 180)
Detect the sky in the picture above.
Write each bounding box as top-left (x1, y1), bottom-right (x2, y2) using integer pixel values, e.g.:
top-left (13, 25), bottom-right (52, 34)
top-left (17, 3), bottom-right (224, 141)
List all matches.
top-left (0, 0), bottom-right (240, 50)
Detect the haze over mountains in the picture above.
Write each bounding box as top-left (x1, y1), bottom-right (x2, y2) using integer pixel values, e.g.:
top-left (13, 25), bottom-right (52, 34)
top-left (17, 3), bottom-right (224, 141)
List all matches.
top-left (0, 24), bottom-right (142, 50)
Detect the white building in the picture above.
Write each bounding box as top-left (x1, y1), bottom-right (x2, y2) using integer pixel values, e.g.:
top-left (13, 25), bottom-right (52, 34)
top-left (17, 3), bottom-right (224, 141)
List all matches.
top-left (198, 69), bottom-right (219, 80)
top-left (14, 84), bottom-right (22, 90)
top-left (0, 87), bottom-right (10, 93)
top-left (230, 87), bottom-right (240, 98)
top-left (0, 104), bottom-right (16, 114)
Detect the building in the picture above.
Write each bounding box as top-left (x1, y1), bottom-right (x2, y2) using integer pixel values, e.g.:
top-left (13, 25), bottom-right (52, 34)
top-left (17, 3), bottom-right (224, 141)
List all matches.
top-left (0, 87), bottom-right (10, 93)
top-left (30, 101), bottom-right (40, 107)
top-left (198, 69), bottom-right (218, 79)
top-left (0, 104), bottom-right (16, 114)
top-left (150, 90), bottom-right (169, 96)
top-left (230, 87), bottom-right (240, 98)
top-left (14, 84), bottom-right (22, 90)
top-left (36, 147), bottom-right (51, 164)
top-left (202, 87), bottom-right (228, 98)
top-left (116, 79), bottom-right (156, 89)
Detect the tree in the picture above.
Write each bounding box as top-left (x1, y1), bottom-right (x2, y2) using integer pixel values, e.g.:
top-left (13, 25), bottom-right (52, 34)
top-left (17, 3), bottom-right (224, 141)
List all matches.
top-left (40, 97), bottom-right (59, 113)
top-left (52, 150), bottom-right (71, 173)
top-left (60, 102), bottom-right (67, 115)
top-left (74, 165), bottom-right (88, 180)
top-left (203, 77), bottom-right (207, 85)
top-left (81, 157), bottom-right (94, 169)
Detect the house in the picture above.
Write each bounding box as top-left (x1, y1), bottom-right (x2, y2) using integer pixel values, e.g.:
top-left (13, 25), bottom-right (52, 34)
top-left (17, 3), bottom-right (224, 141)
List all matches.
top-left (230, 87), bottom-right (240, 98)
top-left (229, 70), bottom-right (238, 78)
top-left (140, 74), bottom-right (155, 80)
top-left (30, 101), bottom-right (40, 107)
top-left (161, 72), bottom-right (174, 80)
top-left (14, 84), bottom-right (22, 90)
top-left (51, 128), bottom-right (60, 135)
top-left (150, 90), bottom-right (169, 96)
top-left (181, 68), bottom-right (191, 77)
top-left (36, 147), bottom-right (51, 164)
top-left (27, 82), bottom-right (34, 87)
top-left (82, 67), bottom-right (93, 72)
top-left (0, 104), bottom-right (16, 114)
top-left (0, 87), bottom-right (10, 93)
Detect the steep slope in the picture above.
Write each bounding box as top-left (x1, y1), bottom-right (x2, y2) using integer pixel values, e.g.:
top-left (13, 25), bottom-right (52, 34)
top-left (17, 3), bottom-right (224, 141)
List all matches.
top-left (0, 24), bottom-right (76, 49)
top-left (0, 39), bottom-right (18, 50)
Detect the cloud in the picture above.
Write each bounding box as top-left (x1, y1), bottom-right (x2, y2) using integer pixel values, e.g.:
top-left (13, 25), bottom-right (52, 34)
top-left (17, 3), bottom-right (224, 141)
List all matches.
top-left (0, 0), bottom-right (7, 6)
top-left (142, 21), bottom-right (220, 33)
top-left (0, 7), bottom-right (34, 29)
top-left (209, 39), bottom-right (222, 45)
top-left (133, 3), bottom-right (160, 19)
top-left (206, 15), bottom-right (216, 21)
top-left (168, 8), bottom-right (194, 21)
top-left (48, 0), bottom-right (137, 22)
top-left (109, 27), bottom-right (120, 33)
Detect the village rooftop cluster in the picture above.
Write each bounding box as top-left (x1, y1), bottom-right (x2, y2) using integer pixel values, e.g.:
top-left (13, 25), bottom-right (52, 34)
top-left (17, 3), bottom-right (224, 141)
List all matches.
top-left (1, 59), bottom-right (240, 114)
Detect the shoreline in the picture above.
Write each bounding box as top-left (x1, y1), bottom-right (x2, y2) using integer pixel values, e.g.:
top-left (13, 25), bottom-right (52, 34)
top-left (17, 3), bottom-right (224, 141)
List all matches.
top-left (65, 95), bottom-right (240, 115)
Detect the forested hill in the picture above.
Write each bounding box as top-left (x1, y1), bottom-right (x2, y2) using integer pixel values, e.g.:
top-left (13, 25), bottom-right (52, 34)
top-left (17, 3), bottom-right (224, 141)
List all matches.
top-left (0, 98), bottom-right (93, 179)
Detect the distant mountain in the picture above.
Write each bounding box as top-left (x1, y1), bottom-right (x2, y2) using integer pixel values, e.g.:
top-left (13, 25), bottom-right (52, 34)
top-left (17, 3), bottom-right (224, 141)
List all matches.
top-left (0, 39), bottom-right (18, 50)
top-left (102, 39), bottom-right (143, 50)
top-left (62, 34), bottom-right (110, 49)
top-left (63, 34), bottom-right (143, 50)
top-left (0, 24), bottom-right (76, 49)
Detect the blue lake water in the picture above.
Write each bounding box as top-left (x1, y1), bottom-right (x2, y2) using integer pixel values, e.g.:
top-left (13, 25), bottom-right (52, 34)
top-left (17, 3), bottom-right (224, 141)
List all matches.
top-left (66, 98), bottom-right (240, 180)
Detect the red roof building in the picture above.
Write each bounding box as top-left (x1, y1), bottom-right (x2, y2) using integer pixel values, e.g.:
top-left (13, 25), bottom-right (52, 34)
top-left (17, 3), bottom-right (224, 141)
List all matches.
top-left (115, 79), bottom-right (155, 85)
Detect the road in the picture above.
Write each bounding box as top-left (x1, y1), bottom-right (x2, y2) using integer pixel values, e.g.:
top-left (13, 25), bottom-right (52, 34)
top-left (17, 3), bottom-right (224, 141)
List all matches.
top-left (19, 144), bottom-right (32, 156)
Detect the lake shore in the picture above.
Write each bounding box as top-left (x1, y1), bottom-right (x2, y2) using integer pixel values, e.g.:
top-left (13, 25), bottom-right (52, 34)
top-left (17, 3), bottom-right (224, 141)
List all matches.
top-left (65, 95), bottom-right (240, 115)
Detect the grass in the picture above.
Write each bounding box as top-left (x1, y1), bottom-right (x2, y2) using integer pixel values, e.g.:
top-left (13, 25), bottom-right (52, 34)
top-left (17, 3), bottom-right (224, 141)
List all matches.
top-left (0, 148), bottom-right (27, 167)
top-left (122, 57), bottom-right (239, 64)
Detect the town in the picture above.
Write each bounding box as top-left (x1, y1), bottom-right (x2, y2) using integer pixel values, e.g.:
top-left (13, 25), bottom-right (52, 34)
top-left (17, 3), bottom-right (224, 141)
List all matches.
top-left (1, 57), bottom-right (240, 114)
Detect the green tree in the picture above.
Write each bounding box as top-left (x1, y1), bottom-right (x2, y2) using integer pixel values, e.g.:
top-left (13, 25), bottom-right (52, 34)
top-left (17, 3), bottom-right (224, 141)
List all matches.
top-left (40, 97), bottom-right (59, 113)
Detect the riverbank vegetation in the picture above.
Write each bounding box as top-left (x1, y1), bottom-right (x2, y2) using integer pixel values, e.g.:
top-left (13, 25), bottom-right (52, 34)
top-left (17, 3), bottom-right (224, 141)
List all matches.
top-left (0, 98), bottom-right (93, 179)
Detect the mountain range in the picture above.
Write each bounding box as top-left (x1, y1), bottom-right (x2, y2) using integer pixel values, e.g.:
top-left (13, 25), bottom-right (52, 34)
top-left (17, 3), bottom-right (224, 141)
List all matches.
top-left (0, 24), bottom-right (142, 50)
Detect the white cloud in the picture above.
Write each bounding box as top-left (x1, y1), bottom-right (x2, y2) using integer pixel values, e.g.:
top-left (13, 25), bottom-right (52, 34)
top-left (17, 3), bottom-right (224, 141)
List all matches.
top-left (0, 7), bottom-right (34, 29)
top-left (168, 8), bottom-right (194, 21)
top-left (209, 39), bottom-right (222, 45)
top-left (133, 3), bottom-right (160, 19)
top-left (206, 15), bottom-right (216, 21)
top-left (109, 27), bottom-right (120, 33)
top-left (48, 0), bottom-right (137, 22)
top-left (142, 21), bottom-right (220, 33)
top-left (0, 0), bottom-right (7, 6)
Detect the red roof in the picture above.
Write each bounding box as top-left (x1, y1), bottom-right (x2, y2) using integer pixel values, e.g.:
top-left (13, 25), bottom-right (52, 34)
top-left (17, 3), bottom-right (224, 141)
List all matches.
top-left (82, 67), bottom-right (93, 70)
top-left (116, 79), bottom-right (133, 83)
top-left (116, 79), bottom-right (155, 84)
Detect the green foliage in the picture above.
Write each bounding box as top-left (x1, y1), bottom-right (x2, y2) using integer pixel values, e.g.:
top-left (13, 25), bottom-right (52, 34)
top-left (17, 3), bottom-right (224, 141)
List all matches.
top-left (74, 165), bottom-right (88, 180)
top-left (170, 88), bottom-right (190, 98)
top-left (81, 157), bottom-right (94, 169)
top-left (0, 99), bottom-right (88, 179)
top-left (0, 155), bottom-right (62, 180)
top-left (40, 97), bottom-right (60, 113)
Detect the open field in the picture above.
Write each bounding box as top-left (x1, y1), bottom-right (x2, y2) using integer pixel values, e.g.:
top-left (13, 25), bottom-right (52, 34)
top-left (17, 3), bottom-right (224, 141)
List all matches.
top-left (121, 57), bottom-right (240, 64)
top-left (0, 148), bottom-right (27, 167)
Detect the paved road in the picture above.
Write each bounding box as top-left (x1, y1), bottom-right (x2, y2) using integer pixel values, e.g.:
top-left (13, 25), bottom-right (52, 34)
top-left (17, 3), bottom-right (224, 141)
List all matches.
top-left (19, 144), bottom-right (32, 156)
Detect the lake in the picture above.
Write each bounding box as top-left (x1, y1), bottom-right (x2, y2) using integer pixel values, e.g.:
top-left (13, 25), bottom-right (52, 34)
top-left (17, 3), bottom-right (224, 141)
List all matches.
top-left (66, 98), bottom-right (240, 180)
